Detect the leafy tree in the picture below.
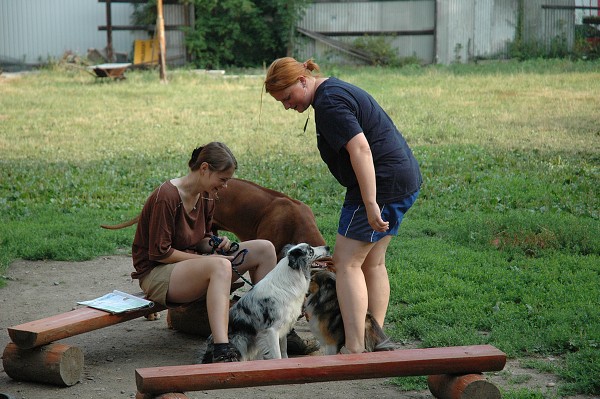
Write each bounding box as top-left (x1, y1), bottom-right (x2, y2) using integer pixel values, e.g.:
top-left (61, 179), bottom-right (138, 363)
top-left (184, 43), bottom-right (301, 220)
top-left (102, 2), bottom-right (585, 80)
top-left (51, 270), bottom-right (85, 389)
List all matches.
top-left (133, 0), bottom-right (310, 68)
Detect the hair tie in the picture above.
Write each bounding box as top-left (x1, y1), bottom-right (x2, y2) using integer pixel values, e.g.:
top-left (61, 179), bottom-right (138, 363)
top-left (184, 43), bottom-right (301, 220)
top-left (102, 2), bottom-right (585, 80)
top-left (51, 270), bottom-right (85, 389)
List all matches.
top-left (192, 146), bottom-right (203, 160)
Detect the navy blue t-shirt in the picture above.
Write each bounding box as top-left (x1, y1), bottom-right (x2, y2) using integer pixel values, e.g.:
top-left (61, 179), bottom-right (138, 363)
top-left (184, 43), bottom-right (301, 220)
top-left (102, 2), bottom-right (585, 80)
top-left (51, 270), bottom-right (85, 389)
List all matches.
top-left (313, 77), bottom-right (422, 205)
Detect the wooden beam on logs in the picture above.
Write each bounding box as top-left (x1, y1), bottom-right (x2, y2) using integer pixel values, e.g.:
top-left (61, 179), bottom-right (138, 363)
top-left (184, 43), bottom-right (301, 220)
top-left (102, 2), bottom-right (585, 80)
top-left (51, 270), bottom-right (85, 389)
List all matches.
top-left (135, 345), bottom-right (506, 395)
top-left (2, 342), bottom-right (83, 386)
top-left (8, 304), bottom-right (165, 349)
top-left (428, 374), bottom-right (501, 399)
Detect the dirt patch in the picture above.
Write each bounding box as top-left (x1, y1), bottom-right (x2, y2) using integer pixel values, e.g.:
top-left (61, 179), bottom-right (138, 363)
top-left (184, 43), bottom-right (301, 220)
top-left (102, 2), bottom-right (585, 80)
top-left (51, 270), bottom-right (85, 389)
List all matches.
top-left (0, 256), bottom-right (592, 399)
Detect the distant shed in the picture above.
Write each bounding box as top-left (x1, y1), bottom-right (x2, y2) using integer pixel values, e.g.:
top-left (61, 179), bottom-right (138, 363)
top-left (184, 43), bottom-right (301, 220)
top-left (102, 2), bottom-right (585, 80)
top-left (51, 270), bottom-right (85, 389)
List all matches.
top-left (0, 0), bottom-right (189, 68)
top-left (296, 0), bottom-right (580, 65)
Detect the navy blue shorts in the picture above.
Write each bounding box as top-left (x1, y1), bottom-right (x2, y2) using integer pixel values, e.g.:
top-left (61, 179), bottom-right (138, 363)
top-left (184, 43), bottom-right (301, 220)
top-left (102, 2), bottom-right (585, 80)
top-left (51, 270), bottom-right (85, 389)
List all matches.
top-left (338, 190), bottom-right (419, 243)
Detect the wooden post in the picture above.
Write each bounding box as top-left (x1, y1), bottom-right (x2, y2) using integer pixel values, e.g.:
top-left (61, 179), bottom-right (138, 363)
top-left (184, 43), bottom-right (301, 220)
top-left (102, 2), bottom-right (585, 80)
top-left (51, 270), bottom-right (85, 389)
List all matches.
top-left (156, 0), bottom-right (167, 83)
top-left (2, 342), bottom-right (83, 386)
top-left (427, 374), bottom-right (501, 399)
top-left (105, 0), bottom-right (114, 62)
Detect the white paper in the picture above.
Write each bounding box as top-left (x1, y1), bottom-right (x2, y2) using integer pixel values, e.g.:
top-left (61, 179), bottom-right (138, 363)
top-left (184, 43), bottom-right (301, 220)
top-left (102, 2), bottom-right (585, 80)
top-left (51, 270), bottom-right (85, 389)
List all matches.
top-left (78, 290), bottom-right (154, 314)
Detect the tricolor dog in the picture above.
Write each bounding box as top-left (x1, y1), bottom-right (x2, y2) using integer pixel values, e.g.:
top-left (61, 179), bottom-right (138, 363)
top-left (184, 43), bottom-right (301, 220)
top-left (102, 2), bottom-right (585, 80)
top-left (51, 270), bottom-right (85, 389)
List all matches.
top-left (305, 270), bottom-right (395, 355)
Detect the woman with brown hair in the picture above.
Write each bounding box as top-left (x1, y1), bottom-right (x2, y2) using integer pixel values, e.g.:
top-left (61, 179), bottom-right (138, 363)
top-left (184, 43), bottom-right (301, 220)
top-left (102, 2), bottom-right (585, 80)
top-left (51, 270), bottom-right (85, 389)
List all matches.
top-left (131, 142), bottom-right (277, 362)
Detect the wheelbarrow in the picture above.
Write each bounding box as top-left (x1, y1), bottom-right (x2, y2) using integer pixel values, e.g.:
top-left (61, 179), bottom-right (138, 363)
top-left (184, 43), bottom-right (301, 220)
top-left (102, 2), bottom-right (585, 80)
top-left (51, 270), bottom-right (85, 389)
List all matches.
top-left (88, 63), bottom-right (132, 80)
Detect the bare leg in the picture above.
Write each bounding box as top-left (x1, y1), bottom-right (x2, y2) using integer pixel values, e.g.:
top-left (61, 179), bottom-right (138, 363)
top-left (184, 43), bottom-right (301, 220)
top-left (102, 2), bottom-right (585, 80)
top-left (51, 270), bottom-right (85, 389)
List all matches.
top-left (362, 235), bottom-right (392, 327)
top-left (167, 257), bottom-right (232, 343)
top-left (333, 233), bottom-right (373, 353)
top-left (230, 239), bottom-right (277, 283)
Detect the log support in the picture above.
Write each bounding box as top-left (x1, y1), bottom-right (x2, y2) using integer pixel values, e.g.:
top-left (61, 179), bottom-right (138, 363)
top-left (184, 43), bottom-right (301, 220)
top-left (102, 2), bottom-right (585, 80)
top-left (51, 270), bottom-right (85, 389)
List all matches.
top-left (428, 374), bottom-right (501, 399)
top-left (167, 282), bottom-right (243, 337)
top-left (166, 300), bottom-right (211, 338)
top-left (136, 393), bottom-right (190, 399)
top-left (2, 342), bottom-right (83, 386)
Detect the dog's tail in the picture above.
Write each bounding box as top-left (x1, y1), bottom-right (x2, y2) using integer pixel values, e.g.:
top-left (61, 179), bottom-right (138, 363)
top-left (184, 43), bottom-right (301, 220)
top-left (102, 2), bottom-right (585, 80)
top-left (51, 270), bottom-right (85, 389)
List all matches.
top-left (100, 215), bottom-right (140, 230)
top-left (365, 314), bottom-right (395, 352)
top-left (373, 336), bottom-right (396, 351)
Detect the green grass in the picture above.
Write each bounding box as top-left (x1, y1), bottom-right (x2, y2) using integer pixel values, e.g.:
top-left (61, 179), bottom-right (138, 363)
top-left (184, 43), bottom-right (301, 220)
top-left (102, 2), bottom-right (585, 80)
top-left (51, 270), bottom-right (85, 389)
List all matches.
top-left (1, 59), bottom-right (599, 396)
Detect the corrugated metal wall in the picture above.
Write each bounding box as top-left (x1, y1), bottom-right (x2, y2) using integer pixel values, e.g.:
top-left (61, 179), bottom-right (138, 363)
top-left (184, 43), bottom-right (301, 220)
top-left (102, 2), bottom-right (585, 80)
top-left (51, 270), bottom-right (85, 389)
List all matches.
top-left (161, 4), bottom-right (190, 65)
top-left (436, 0), bottom-right (518, 63)
top-left (536, 0), bottom-right (576, 51)
top-left (296, 1), bottom-right (436, 64)
top-left (0, 0), bottom-right (188, 66)
top-left (296, 0), bottom-right (578, 65)
top-left (0, 0), bottom-right (585, 67)
top-left (436, 0), bottom-right (577, 63)
top-left (522, 0), bottom-right (575, 50)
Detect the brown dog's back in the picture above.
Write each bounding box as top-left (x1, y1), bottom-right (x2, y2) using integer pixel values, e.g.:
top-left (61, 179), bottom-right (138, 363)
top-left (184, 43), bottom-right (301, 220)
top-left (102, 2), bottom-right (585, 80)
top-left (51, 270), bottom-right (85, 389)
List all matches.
top-left (212, 179), bottom-right (326, 259)
top-left (101, 178), bottom-right (326, 259)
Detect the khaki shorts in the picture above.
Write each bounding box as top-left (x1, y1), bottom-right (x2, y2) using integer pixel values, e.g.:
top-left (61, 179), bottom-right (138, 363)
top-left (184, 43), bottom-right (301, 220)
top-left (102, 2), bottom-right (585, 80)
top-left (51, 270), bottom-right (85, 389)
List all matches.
top-left (139, 263), bottom-right (177, 307)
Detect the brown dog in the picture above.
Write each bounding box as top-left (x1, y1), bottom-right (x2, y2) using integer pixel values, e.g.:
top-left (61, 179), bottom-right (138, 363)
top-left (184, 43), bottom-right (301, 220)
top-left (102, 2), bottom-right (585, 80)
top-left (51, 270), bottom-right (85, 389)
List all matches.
top-left (101, 178), bottom-right (326, 260)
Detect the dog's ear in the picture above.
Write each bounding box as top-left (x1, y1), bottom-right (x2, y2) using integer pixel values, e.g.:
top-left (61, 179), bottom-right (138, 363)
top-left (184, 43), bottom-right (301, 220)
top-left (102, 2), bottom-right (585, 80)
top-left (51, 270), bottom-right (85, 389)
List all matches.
top-left (281, 244), bottom-right (294, 257)
top-left (287, 244), bottom-right (311, 270)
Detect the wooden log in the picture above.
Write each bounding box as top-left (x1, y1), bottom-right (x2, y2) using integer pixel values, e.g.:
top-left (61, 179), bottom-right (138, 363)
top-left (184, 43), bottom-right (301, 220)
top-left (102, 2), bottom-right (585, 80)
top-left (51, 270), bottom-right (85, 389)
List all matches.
top-left (167, 282), bottom-right (244, 337)
top-left (2, 342), bottom-right (83, 386)
top-left (428, 374), bottom-right (501, 399)
top-left (136, 345), bottom-right (506, 395)
top-left (166, 300), bottom-right (211, 338)
top-left (8, 304), bottom-right (165, 349)
top-left (136, 392), bottom-right (189, 399)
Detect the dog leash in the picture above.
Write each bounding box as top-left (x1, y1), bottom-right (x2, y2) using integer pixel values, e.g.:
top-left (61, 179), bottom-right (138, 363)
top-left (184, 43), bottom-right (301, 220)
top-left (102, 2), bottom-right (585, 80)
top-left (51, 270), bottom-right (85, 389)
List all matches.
top-left (209, 235), bottom-right (240, 255)
top-left (209, 236), bottom-right (254, 288)
top-left (230, 249), bottom-right (254, 288)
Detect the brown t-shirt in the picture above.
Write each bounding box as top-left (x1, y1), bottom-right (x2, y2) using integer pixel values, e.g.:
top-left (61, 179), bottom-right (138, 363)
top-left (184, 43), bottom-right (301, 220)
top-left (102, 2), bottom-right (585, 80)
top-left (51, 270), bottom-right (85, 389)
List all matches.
top-left (131, 180), bottom-right (214, 279)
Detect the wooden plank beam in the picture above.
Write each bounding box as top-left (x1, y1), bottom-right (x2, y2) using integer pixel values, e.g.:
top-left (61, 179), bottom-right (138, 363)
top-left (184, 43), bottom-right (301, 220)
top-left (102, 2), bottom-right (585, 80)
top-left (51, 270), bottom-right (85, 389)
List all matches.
top-left (310, 29), bottom-right (435, 37)
top-left (135, 345), bottom-right (506, 395)
top-left (98, 25), bottom-right (187, 31)
top-left (7, 283), bottom-right (242, 349)
top-left (8, 305), bottom-right (165, 349)
top-left (98, 0), bottom-right (180, 4)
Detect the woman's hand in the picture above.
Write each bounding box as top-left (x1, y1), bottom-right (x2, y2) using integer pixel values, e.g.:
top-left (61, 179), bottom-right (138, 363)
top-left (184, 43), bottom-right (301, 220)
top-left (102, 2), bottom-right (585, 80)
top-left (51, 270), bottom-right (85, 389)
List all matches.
top-left (196, 236), bottom-right (232, 255)
top-left (366, 202), bottom-right (389, 232)
top-left (214, 235), bottom-right (232, 253)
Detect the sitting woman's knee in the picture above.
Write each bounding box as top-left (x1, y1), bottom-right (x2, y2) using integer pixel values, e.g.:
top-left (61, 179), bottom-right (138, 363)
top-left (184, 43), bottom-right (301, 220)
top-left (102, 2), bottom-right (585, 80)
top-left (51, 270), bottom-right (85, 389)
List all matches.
top-left (258, 239), bottom-right (276, 257)
top-left (208, 258), bottom-right (233, 280)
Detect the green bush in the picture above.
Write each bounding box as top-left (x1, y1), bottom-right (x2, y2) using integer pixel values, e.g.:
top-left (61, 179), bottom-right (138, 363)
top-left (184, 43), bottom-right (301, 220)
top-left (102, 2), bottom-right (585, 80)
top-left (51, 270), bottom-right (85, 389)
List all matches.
top-left (133, 0), bottom-right (310, 68)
